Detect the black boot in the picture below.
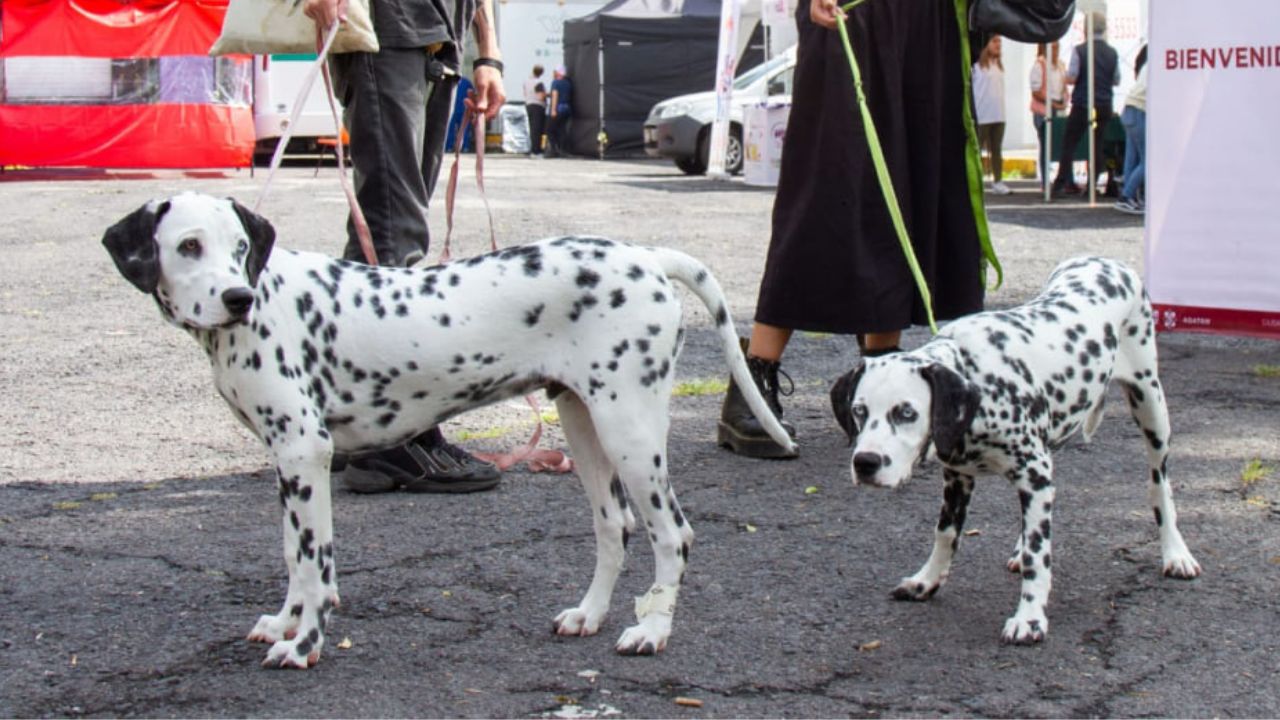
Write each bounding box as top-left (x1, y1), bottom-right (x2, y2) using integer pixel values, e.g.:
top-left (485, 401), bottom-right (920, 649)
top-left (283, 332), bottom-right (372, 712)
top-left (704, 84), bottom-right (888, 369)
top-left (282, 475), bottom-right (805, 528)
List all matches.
top-left (717, 343), bottom-right (799, 459)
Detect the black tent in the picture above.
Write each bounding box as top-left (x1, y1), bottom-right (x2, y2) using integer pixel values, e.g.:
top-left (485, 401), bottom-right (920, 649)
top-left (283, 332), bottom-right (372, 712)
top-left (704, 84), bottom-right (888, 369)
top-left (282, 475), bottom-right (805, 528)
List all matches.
top-left (562, 0), bottom-right (763, 158)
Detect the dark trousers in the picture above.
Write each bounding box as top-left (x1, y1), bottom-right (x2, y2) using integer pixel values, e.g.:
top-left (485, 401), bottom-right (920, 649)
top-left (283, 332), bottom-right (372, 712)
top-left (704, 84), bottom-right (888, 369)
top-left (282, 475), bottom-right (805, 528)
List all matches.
top-left (526, 104), bottom-right (546, 154)
top-left (545, 110), bottom-right (569, 156)
top-left (1053, 103), bottom-right (1113, 191)
top-left (331, 48), bottom-right (457, 267)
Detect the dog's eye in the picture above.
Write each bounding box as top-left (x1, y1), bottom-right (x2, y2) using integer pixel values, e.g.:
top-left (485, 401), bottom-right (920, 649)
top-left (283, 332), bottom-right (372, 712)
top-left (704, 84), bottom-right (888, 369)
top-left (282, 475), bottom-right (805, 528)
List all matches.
top-left (178, 238), bottom-right (202, 258)
top-left (237, 239), bottom-right (249, 256)
top-left (851, 403), bottom-right (868, 428)
top-left (892, 404), bottom-right (919, 423)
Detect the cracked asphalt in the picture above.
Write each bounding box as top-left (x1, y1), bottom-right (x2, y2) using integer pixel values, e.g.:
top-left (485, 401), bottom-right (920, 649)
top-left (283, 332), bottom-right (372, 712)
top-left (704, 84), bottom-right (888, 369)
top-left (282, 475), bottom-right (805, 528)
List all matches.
top-left (2, 158), bottom-right (1278, 718)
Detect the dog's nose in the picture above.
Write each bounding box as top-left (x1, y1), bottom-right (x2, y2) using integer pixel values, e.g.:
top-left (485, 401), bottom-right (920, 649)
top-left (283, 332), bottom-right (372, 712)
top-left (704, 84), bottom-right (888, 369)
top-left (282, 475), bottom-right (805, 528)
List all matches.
top-left (222, 287), bottom-right (255, 318)
top-left (853, 452), bottom-right (884, 479)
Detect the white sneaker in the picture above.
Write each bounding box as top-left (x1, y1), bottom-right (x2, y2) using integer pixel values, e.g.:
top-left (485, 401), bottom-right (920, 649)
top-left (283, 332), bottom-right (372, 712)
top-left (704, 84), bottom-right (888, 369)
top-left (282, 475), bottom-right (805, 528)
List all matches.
top-left (991, 181), bottom-right (1012, 195)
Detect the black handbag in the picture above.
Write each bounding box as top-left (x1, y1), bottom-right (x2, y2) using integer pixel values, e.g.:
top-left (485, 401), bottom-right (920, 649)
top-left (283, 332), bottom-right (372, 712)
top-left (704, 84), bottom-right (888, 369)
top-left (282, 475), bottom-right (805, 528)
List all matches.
top-left (970, 0), bottom-right (1076, 43)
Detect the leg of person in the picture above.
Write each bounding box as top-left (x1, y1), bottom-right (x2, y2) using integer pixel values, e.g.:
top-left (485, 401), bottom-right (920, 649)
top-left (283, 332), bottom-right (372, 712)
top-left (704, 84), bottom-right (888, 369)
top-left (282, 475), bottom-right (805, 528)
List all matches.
top-left (717, 322), bottom-right (798, 459)
top-left (1054, 106), bottom-right (1086, 193)
top-left (331, 49), bottom-right (433, 266)
top-left (423, 72), bottom-right (458, 205)
top-left (528, 105), bottom-right (546, 155)
top-left (1122, 107), bottom-right (1146, 206)
top-left (332, 50), bottom-right (498, 493)
top-left (990, 122), bottom-right (1009, 194)
top-left (1033, 114), bottom-right (1047, 188)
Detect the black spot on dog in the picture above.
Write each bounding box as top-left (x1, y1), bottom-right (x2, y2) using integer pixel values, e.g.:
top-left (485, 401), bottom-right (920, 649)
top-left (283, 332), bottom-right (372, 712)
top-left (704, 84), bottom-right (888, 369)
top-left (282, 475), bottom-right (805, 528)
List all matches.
top-left (525, 303), bottom-right (545, 327)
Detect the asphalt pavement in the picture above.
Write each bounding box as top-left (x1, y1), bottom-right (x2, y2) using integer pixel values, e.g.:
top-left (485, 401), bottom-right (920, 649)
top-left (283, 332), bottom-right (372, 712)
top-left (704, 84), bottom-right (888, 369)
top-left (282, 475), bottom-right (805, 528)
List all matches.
top-left (1, 157), bottom-right (1278, 718)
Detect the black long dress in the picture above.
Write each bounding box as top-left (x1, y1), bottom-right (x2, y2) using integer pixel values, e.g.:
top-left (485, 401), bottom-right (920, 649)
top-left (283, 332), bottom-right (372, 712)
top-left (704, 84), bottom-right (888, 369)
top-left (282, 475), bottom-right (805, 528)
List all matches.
top-left (755, 0), bottom-right (986, 334)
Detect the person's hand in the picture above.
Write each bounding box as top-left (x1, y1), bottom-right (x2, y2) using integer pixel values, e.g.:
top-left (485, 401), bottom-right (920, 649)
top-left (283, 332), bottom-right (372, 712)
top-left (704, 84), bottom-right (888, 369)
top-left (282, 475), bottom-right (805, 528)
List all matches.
top-left (467, 65), bottom-right (506, 121)
top-left (810, 0), bottom-right (845, 29)
top-left (304, 0), bottom-right (348, 29)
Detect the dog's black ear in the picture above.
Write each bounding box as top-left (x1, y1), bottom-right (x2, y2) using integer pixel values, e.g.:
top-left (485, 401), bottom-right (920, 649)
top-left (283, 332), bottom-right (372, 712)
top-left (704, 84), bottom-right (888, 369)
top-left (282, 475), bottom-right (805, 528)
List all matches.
top-left (921, 363), bottom-right (981, 461)
top-left (102, 200), bottom-right (169, 294)
top-left (229, 198), bottom-right (276, 286)
top-left (829, 361), bottom-right (866, 446)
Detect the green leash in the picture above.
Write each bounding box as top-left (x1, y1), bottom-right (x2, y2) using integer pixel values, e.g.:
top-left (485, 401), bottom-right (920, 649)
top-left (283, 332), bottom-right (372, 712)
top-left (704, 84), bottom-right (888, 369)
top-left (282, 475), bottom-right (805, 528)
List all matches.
top-left (834, 0), bottom-right (1003, 335)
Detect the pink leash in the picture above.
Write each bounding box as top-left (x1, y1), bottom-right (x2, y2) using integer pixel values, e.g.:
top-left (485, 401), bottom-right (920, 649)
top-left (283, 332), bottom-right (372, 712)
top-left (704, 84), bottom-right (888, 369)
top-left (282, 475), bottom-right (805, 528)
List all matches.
top-left (440, 102), bottom-right (573, 474)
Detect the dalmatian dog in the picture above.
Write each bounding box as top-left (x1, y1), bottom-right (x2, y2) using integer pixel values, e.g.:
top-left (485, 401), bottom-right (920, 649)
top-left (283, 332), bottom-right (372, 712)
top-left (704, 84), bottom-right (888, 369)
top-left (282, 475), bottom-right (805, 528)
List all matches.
top-left (829, 256), bottom-right (1201, 644)
top-left (103, 192), bottom-right (795, 668)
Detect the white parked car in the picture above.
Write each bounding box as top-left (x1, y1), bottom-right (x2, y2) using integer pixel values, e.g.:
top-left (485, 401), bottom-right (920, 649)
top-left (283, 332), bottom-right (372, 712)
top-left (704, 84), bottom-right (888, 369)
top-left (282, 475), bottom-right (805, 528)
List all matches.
top-left (643, 47), bottom-right (796, 175)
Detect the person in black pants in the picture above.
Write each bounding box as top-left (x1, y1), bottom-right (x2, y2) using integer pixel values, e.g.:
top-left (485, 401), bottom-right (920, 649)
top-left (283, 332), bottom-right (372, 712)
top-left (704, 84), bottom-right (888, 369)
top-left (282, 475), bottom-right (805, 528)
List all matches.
top-left (305, 0), bottom-right (506, 493)
top-left (1053, 12), bottom-right (1120, 196)
top-left (545, 66), bottom-right (572, 157)
top-left (717, 0), bottom-right (989, 458)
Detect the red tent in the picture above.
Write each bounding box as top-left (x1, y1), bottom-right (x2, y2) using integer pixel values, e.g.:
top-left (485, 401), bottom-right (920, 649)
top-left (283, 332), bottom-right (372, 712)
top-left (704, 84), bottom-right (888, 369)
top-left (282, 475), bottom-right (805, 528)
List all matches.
top-left (0, 0), bottom-right (254, 168)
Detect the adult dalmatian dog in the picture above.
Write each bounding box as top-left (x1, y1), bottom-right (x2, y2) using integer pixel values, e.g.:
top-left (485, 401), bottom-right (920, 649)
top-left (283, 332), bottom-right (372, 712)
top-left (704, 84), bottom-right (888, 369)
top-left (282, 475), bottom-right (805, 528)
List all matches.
top-left (829, 256), bottom-right (1201, 644)
top-left (103, 192), bottom-right (796, 668)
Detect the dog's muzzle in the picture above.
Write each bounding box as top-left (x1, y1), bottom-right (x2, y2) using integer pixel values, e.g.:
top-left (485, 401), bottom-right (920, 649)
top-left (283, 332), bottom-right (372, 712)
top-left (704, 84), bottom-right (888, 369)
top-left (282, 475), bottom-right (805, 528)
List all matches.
top-left (221, 287), bottom-right (255, 320)
top-left (853, 451), bottom-right (890, 484)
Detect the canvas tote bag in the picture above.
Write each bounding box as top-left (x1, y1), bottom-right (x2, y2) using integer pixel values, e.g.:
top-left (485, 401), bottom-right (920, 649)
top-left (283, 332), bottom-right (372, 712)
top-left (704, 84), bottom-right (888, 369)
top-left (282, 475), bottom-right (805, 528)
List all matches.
top-left (210, 0), bottom-right (379, 55)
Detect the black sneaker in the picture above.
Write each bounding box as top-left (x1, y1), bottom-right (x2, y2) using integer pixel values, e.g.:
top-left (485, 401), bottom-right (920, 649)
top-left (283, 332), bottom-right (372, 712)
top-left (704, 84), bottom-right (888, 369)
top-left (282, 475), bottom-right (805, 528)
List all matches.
top-left (341, 434), bottom-right (501, 494)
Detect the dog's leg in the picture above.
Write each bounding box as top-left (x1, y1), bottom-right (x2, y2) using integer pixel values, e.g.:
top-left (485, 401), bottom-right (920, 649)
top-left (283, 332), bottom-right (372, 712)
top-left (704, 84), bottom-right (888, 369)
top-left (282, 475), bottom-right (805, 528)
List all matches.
top-left (254, 433), bottom-right (338, 669)
top-left (1002, 456), bottom-right (1055, 644)
top-left (893, 469), bottom-right (975, 601)
top-left (1119, 378), bottom-right (1202, 579)
top-left (1117, 297), bottom-right (1201, 579)
top-left (590, 402), bottom-right (692, 655)
top-left (247, 510), bottom-right (306, 644)
top-left (552, 393), bottom-right (635, 637)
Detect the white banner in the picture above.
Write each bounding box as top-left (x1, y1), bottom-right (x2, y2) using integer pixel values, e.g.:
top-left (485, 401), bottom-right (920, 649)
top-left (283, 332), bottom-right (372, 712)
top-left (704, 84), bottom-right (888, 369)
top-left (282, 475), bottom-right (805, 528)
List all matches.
top-left (1145, 0), bottom-right (1280, 337)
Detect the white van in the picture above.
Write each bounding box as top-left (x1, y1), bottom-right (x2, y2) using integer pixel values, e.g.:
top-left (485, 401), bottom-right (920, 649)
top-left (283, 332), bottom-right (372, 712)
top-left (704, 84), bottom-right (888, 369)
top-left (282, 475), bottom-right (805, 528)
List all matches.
top-left (642, 46), bottom-right (796, 176)
top-left (252, 54), bottom-right (342, 158)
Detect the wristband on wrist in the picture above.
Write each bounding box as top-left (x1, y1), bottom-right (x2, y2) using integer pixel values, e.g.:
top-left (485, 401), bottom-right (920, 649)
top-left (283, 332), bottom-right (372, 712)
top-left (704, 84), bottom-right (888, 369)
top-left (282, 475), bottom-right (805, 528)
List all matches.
top-left (473, 57), bottom-right (504, 75)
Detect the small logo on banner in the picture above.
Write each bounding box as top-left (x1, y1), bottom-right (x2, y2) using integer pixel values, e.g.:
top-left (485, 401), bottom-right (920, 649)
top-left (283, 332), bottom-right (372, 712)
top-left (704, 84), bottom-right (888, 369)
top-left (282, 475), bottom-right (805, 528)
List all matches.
top-left (1162, 309), bottom-right (1178, 330)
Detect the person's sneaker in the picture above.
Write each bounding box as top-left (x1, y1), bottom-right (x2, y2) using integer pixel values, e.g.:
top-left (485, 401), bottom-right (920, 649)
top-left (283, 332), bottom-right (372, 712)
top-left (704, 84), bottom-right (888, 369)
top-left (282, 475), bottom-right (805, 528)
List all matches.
top-left (1113, 197), bottom-right (1145, 215)
top-left (991, 181), bottom-right (1012, 195)
top-left (341, 434), bottom-right (500, 494)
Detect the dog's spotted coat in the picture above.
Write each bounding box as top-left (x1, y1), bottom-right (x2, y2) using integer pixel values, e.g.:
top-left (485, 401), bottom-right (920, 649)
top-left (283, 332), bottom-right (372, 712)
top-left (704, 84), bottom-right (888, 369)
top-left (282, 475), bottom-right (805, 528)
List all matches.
top-left (830, 256), bottom-right (1201, 644)
top-left (103, 193), bottom-right (795, 668)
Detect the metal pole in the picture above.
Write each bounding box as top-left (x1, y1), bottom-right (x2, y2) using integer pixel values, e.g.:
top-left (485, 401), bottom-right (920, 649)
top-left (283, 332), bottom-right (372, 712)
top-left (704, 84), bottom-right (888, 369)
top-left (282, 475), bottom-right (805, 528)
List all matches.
top-left (597, 38), bottom-right (606, 160)
top-left (1044, 102), bottom-right (1053, 202)
top-left (1087, 12), bottom-right (1096, 206)
top-left (1044, 46), bottom-right (1053, 203)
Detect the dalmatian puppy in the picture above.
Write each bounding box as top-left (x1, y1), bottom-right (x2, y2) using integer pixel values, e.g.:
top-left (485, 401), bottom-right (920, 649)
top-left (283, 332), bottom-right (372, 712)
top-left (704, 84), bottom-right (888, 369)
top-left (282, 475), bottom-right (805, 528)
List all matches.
top-left (103, 192), bottom-right (796, 668)
top-left (829, 256), bottom-right (1201, 644)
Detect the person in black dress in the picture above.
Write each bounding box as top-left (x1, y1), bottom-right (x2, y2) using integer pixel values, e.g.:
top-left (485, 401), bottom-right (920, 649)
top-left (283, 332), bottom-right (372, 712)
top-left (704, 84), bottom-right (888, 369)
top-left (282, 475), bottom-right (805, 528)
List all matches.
top-left (719, 0), bottom-right (989, 458)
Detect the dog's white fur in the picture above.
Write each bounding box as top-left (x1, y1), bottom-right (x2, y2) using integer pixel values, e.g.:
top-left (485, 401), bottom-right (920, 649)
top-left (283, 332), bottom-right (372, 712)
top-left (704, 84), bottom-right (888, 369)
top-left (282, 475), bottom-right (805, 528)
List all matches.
top-left (830, 256), bottom-right (1201, 644)
top-left (103, 192), bottom-right (795, 667)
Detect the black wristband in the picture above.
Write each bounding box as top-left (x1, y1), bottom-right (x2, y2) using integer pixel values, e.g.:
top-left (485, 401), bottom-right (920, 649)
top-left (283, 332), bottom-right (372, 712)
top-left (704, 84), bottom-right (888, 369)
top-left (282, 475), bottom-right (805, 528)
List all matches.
top-left (473, 57), bottom-right (504, 75)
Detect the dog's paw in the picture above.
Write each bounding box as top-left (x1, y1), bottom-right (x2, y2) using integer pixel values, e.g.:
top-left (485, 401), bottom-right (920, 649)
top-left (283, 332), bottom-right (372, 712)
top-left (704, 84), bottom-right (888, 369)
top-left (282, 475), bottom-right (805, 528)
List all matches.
top-left (262, 629), bottom-right (323, 669)
top-left (891, 578), bottom-right (940, 602)
top-left (615, 620), bottom-right (669, 656)
top-left (247, 613), bottom-right (299, 644)
top-left (1000, 615), bottom-right (1048, 645)
top-left (1162, 552), bottom-right (1202, 580)
top-left (553, 607), bottom-right (604, 637)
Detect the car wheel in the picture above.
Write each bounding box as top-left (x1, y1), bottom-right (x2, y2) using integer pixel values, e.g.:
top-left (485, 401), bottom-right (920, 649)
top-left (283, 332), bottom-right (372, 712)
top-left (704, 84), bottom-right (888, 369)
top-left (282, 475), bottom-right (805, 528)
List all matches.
top-left (675, 155), bottom-right (706, 175)
top-left (696, 125), bottom-right (745, 176)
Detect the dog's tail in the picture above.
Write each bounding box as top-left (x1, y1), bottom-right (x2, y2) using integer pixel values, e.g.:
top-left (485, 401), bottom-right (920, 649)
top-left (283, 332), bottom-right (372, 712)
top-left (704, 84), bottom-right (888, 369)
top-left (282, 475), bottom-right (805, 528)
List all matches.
top-left (651, 248), bottom-right (798, 456)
